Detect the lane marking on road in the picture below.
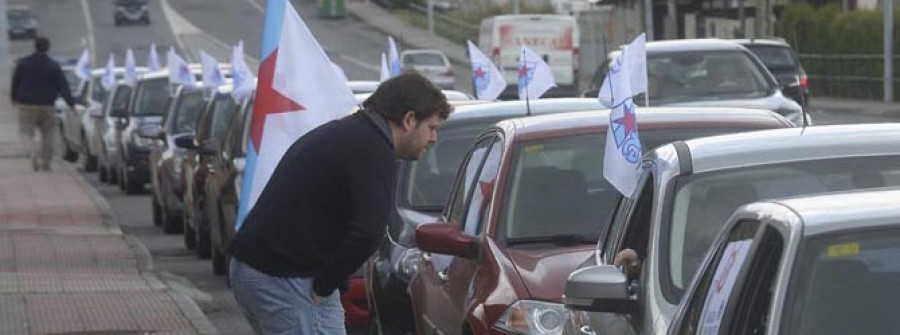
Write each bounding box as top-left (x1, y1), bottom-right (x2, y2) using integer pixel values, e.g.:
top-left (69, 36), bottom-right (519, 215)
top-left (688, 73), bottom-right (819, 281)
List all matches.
top-left (159, 0), bottom-right (259, 67)
top-left (339, 54), bottom-right (379, 73)
top-left (242, 0), bottom-right (265, 13)
top-left (80, 0), bottom-right (97, 63)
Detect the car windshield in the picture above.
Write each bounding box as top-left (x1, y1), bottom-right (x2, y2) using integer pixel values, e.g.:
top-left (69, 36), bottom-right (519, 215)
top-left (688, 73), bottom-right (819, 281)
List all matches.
top-left (133, 78), bottom-right (170, 116)
top-left (8, 10), bottom-right (31, 22)
top-left (666, 155), bottom-right (900, 297)
top-left (172, 90), bottom-right (205, 134)
top-left (645, 50), bottom-right (772, 104)
top-left (405, 118), bottom-right (502, 209)
top-left (499, 128), bottom-right (744, 243)
top-left (745, 45), bottom-right (799, 71)
top-left (403, 53), bottom-right (446, 66)
top-left (211, 95), bottom-right (239, 139)
top-left (787, 228), bottom-right (900, 334)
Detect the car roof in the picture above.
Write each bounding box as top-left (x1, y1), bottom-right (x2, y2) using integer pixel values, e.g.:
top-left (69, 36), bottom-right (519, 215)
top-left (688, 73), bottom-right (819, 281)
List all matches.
top-left (138, 63), bottom-right (232, 80)
top-left (732, 38), bottom-right (792, 48)
top-left (645, 39), bottom-right (749, 54)
top-left (90, 66), bottom-right (149, 76)
top-left (8, 5), bottom-right (31, 12)
top-left (448, 98), bottom-right (603, 122)
top-left (754, 188), bottom-right (900, 236)
top-left (401, 49), bottom-right (445, 55)
top-left (498, 107), bottom-right (790, 141)
top-left (682, 123), bottom-right (900, 173)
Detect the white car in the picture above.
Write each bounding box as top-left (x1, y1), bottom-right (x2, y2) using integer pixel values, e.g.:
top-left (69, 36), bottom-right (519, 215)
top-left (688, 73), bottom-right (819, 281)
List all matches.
top-left (401, 49), bottom-right (455, 90)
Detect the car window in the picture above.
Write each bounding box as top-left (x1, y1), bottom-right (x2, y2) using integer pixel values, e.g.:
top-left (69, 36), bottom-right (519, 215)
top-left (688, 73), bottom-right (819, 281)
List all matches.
top-left (462, 137), bottom-right (501, 236)
top-left (786, 227), bottom-right (900, 335)
top-left (677, 219), bottom-right (762, 335)
top-left (645, 51), bottom-right (771, 104)
top-left (403, 53), bottom-right (446, 66)
top-left (172, 90), bottom-right (206, 134)
top-left (111, 85), bottom-right (132, 115)
top-left (744, 45), bottom-right (799, 71)
top-left (210, 96), bottom-right (240, 140)
top-left (405, 118), bottom-right (502, 209)
top-left (446, 137), bottom-right (492, 225)
top-left (724, 226), bottom-right (784, 335)
top-left (237, 100), bottom-right (254, 155)
top-left (91, 77), bottom-right (109, 102)
top-left (133, 78), bottom-right (170, 116)
top-left (665, 155), bottom-right (900, 302)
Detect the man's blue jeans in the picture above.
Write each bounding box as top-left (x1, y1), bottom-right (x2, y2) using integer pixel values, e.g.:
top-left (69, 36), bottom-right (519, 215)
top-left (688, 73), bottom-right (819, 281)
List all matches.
top-left (230, 259), bottom-right (345, 335)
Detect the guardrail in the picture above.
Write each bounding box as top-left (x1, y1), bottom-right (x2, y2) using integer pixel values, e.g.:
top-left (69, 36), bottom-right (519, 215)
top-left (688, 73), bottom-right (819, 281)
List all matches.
top-left (396, 2), bottom-right (478, 45)
top-left (798, 53), bottom-right (899, 100)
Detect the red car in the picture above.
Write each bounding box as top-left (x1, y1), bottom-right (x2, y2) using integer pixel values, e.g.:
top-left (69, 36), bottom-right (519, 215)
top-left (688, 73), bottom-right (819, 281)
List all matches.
top-left (408, 107), bottom-right (792, 335)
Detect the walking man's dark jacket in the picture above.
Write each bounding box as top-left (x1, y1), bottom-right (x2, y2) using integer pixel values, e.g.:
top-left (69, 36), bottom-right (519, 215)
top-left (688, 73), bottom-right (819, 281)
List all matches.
top-left (11, 52), bottom-right (75, 106)
top-left (230, 109), bottom-right (397, 297)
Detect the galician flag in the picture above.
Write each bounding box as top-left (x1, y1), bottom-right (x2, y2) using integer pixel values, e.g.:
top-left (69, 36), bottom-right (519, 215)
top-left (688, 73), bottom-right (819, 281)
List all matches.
top-left (388, 36), bottom-right (402, 77)
top-left (74, 48), bottom-right (91, 81)
top-left (379, 53), bottom-right (390, 82)
top-left (100, 54), bottom-right (116, 90)
top-left (236, 0), bottom-right (357, 230)
top-left (231, 40), bottom-right (256, 101)
top-left (601, 33), bottom-right (648, 198)
top-left (167, 48), bottom-right (196, 85)
top-left (148, 43), bottom-right (162, 72)
top-left (200, 50), bottom-right (226, 90)
top-left (518, 45), bottom-right (556, 100)
top-left (466, 40), bottom-right (505, 101)
top-left (124, 48), bottom-right (138, 87)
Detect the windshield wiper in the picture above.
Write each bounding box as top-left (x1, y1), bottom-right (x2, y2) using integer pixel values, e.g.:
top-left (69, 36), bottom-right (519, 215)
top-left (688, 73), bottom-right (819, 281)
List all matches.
top-left (506, 234), bottom-right (599, 246)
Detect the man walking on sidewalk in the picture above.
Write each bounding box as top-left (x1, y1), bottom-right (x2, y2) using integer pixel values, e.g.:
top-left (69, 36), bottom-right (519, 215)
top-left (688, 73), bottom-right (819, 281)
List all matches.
top-left (11, 36), bottom-right (76, 171)
top-left (229, 73), bottom-right (452, 335)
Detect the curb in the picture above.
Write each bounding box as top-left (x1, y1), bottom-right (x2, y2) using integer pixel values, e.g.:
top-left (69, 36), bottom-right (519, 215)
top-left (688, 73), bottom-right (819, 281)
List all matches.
top-left (59, 160), bottom-right (219, 335)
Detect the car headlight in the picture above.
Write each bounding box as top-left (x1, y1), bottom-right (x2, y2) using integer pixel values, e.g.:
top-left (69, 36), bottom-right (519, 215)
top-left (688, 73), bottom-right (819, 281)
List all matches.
top-left (494, 300), bottom-right (566, 335)
top-left (395, 248), bottom-right (422, 281)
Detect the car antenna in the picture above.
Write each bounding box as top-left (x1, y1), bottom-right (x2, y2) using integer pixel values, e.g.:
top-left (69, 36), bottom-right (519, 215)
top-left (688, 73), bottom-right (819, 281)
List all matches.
top-left (523, 47), bottom-right (532, 116)
top-left (601, 34), bottom-right (614, 108)
top-left (799, 86), bottom-right (809, 134)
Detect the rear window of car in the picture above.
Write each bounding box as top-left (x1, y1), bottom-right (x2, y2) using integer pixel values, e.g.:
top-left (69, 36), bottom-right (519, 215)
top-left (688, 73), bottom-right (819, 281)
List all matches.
top-left (646, 50), bottom-right (772, 104)
top-left (210, 95), bottom-right (239, 139)
top-left (133, 78), bottom-right (170, 116)
top-left (172, 90), bottom-right (206, 134)
top-left (744, 45), bottom-right (800, 70)
top-left (403, 53), bottom-right (446, 66)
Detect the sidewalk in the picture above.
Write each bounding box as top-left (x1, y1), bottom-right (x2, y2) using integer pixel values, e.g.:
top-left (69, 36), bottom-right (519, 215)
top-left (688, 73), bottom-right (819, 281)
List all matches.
top-left (0, 100), bottom-right (215, 334)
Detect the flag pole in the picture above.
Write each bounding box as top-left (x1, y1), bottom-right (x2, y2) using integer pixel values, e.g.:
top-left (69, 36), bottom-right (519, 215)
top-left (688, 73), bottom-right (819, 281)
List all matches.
top-left (524, 47), bottom-right (532, 116)
top-left (602, 34), bottom-right (614, 104)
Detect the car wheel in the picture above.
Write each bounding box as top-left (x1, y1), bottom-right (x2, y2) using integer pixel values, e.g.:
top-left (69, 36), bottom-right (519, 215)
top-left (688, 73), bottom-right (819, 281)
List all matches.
top-left (162, 206), bottom-right (182, 234)
top-left (212, 244), bottom-right (227, 275)
top-left (62, 138), bottom-right (79, 163)
top-left (108, 164), bottom-right (119, 184)
top-left (196, 213), bottom-right (212, 259)
top-left (152, 199), bottom-right (163, 227)
top-left (183, 210), bottom-right (197, 249)
top-left (99, 163), bottom-right (109, 183)
top-left (125, 177), bottom-right (142, 195)
top-left (83, 153), bottom-right (98, 172)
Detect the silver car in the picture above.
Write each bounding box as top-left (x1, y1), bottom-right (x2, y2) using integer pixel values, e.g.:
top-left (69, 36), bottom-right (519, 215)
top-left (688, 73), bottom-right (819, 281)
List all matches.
top-left (402, 49), bottom-right (455, 90)
top-left (564, 123), bottom-right (900, 335)
top-left (667, 188), bottom-right (900, 334)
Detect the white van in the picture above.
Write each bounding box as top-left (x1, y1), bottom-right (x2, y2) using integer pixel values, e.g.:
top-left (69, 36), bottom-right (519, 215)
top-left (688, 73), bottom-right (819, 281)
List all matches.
top-left (478, 14), bottom-right (580, 99)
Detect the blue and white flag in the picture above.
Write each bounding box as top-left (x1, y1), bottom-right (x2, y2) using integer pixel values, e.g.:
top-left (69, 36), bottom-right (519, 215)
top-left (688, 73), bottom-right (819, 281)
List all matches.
top-left (379, 52), bottom-right (390, 82)
top-left (167, 48), bottom-right (196, 86)
top-left (601, 33), bottom-right (648, 198)
top-left (100, 54), bottom-right (116, 90)
top-left (148, 43), bottom-right (162, 72)
top-left (231, 40), bottom-right (256, 101)
top-left (124, 48), bottom-right (138, 87)
top-left (74, 48), bottom-right (91, 81)
top-left (518, 45), bottom-right (556, 100)
top-left (467, 40), bottom-right (505, 101)
top-left (200, 50), bottom-right (226, 90)
top-left (388, 36), bottom-right (402, 77)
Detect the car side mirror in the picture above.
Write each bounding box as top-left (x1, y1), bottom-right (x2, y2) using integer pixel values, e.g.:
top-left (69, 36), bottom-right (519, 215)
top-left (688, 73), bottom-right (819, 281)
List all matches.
top-left (199, 141), bottom-right (219, 156)
top-left (135, 124), bottom-right (162, 139)
top-left (233, 157), bottom-right (246, 174)
top-left (174, 135), bottom-right (196, 149)
top-left (415, 222), bottom-right (476, 258)
top-left (564, 264), bottom-right (639, 315)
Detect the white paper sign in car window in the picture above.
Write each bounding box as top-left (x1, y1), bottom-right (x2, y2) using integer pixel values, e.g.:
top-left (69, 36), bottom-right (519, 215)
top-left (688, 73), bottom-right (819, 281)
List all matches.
top-left (699, 239), bottom-right (753, 335)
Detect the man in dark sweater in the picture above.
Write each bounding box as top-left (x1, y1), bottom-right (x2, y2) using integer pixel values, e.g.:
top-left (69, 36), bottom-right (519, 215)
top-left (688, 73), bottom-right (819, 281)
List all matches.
top-left (229, 72), bottom-right (452, 335)
top-left (11, 36), bottom-right (77, 171)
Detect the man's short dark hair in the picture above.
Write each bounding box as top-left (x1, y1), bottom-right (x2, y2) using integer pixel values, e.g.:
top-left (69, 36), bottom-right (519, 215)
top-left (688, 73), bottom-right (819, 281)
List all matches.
top-left (363, 72), bottom-right (452, 124)
top-left (34, 37), bottom-right (50, 53)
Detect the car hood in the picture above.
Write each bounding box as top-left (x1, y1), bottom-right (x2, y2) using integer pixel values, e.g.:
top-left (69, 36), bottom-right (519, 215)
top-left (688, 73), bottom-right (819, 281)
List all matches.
top-left (395, 206), bottom-right (442, 247)
top-left (505, 245), bottom-right (595, 302)
top-left (659, 93), bottom-right (803, 124)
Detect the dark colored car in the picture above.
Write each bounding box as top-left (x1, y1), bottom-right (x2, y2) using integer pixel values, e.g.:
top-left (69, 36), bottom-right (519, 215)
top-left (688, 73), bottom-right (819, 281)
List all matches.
top-left (115, 0), bottom-right (150, 25)
top-left (408, 107), bottom-right (792, 335)
top-left (7, 5), bottom-right (38, 39)
top-left (206, 93), bottom-right (254, 275)
top-left (735, 39), bottom-right (810, 110)
top-left (114, 72), bottom-right (172, 195)
top-left (144, 83), bottom-right (207, 234)
top-left (364, 98), bottom-right (604, 335)
top-left (177, 84), bottom-right (240, 259)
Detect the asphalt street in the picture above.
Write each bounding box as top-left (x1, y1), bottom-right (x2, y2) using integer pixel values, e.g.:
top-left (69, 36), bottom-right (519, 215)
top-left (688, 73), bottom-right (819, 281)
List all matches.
top-left (13, 0), bottom-right (900, 333)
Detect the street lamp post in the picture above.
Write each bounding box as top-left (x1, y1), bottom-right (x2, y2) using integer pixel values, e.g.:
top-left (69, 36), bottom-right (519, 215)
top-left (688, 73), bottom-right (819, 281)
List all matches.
top-left (427, 0), bottom-right (434, 37)
top-left (886, 0), bottom-right (893, 103)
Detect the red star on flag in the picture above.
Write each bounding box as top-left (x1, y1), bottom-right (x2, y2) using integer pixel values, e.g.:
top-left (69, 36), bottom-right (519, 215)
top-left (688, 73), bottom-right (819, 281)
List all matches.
top-left (614, 104), bottom-right (637, 140)
top-left (249, 50), bottom-right (305, 152)
top-left (474, 66), bottom-right (486, 79)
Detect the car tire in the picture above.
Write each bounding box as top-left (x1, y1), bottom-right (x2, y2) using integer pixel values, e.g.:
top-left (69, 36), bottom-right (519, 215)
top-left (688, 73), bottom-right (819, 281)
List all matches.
top-left (62, 137), bottom-right (79, 163)
top-left (99, 164), bottom-right (109, 183)
top-left (196, 225), bottom-right (212, 259)
top-left (125, 177), bottom-right (142, 195)
top-left (118, 168), bottom-right (127, 191)
top-left (183, 211), bottom-right (197, 249)
top-left (83, 154), bottom-right (98, 172)
top-left (108, 164), bottom-right (119, 184)
top-left (152, 199), bottom-right (163, 227)
top-left (212, 244), bottom-right (227, 275)
top-left (162, 207), bottom-right (182, 234)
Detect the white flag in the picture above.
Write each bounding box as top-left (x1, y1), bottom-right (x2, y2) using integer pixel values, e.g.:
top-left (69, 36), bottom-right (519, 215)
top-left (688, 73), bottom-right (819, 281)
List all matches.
top-left (74, 48), bottom-right (91, 81)
top-left (467, 40), bottom-right (506, 101)
top-left (518, 45), bottom-right (556, 100)
top-left (379, 52), bottom-right (390, 82)
top-left (388, 36), bottom-right (402, 77)
top-left (101, 54), bottom-right (116, 90)
top-left (167, 48), bottom-right (196, 85)
top-left (200, 50), bottom-right (226, 90)
top-left (231, 41), bottom-right (256, 101)
top-left (148, 43), bottom-right (161, 72)
top-left (331, 62), bottom-right (349, 83)
top-left (601, 34), bottom-right (648, 198)
top-left (124, 48), bottom-right (138, 87)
